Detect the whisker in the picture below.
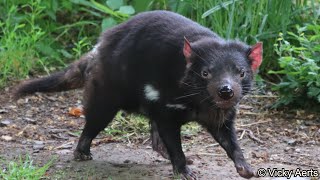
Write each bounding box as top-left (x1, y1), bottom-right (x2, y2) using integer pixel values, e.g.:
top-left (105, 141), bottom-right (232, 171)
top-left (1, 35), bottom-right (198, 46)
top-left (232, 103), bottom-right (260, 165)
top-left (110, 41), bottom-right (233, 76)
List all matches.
top-left (200, 95), bottom-right (212, 104)
top-left (175, 92), bottom-right (201, 100)
top-left (190, 69), bottom-right (202, 78)
top-left (181, 81), bottom-right (206, 90)
top-left (193, 51), bottom-right (209, 64)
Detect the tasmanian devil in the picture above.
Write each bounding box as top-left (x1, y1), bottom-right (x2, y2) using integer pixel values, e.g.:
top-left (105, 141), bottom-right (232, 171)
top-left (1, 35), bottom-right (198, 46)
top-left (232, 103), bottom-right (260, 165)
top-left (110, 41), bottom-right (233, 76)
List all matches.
top-left (13, 10), bottom-right (262, 179)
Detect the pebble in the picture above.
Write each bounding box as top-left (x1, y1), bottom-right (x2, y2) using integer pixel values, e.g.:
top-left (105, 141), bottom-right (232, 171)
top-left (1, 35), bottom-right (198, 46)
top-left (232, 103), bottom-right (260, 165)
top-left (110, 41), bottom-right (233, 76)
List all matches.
top-left (24, 117), bottom-right (37, 124)
top-left (1, 135), bottom-right (13, 141)
top-left (287, 139), bottom-right (297, 146)
top-left (0, 119), bottom-right (12, 127)
top-left (0, 109), bottom-right (8, 113)
top-left (33, 141), bottom-right (45, 150)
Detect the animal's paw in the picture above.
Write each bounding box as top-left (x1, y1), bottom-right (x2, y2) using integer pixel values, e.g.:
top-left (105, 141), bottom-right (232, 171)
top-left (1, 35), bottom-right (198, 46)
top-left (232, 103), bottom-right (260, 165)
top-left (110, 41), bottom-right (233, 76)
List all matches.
top-left (74, 150), bottom-right (93, 161)
top-left (235, 162), bottom-right (255, 179)
top-left (175, 167), bottom-right (198, 180)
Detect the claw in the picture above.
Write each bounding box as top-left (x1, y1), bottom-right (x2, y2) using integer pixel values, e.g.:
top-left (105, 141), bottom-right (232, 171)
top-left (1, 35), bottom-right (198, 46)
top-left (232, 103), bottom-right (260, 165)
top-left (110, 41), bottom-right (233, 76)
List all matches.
top-left (175, 167), bottom-right (198, 180)
top-left (235, 162), bottom-right (254, 179)
top-left (74, 150), bottom-right (93, 161)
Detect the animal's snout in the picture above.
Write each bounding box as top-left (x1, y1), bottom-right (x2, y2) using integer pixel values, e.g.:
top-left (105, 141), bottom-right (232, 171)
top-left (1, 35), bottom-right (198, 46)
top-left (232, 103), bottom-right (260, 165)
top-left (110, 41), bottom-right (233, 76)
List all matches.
top-left (218, 85), bottom-right (234, 100)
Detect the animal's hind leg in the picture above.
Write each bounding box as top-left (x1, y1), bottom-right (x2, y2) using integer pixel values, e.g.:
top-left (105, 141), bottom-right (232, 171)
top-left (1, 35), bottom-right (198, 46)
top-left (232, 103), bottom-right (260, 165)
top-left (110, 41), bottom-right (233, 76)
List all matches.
top-left (151, 121), bottom-right (169, 159)
top-left (74, 82), bottom-right (120, 161)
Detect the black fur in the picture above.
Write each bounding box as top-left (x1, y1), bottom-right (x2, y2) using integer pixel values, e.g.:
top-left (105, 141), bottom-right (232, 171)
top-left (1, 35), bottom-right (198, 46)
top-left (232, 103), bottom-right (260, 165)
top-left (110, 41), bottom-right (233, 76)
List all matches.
top-left (14, 11), bottom-right (261, 179)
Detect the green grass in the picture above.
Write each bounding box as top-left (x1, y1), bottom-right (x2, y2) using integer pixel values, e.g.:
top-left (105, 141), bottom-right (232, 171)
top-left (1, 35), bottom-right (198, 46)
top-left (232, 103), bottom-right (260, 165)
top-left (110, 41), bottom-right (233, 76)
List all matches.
top-left (103, 111), bottom-right (202, 142)
top-left (0, 1), bottom-right (45, 87)
top-left (185, 0), bottom-right (319, 79)
top-left (103, 112), bottom-right (150, 141)
top-left (0, 155), bottom-right (54, 180)
top-left (1, 0), bottom-right (318, 108)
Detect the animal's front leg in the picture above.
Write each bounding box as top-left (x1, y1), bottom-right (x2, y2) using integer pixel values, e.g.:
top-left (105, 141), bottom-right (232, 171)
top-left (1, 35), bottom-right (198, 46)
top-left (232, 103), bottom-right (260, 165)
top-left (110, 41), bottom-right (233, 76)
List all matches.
top-left (206, 112), bottom-right (255, 179)
top-left (152, 114), bottom-right (197, 180)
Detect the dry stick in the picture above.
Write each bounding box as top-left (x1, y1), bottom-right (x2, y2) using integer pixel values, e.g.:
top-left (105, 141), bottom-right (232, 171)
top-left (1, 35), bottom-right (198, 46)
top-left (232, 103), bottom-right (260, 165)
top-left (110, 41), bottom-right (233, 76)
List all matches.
top-left (271, 159), bottom-right (319, 169)
top-left (206, 127), bottom-right (264, 148)
top-left (197, 153), bottom-right (227, 157)
top-left (237, 128), bottom-right (265, 144)
top-left (246, 95), bottom-right (278, 98)
top-left (239, 129), bottom-right (246, 140)
top-left (142, 137), bottom-right (150, 145)
top-left (239, 119), bottom-right (272, 127)
top-left (241, 112), bottom-right (260, 115)
top-left (205, 143), bottom-right (220, 148)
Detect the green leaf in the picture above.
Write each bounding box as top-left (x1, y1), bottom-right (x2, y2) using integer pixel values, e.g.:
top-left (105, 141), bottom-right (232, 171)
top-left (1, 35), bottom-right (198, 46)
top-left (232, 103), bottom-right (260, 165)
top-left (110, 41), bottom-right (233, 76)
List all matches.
top-left (132, 0), bottom-right (152, 12)
top-left (106, 0), bottom-right (123, 10)
top-left (201, 0), bottom-right (240, 18)
top-left (101, 17), bottom-right (117, 31)
top-left (307, 87), bottom-right (320, 97)
top-left (118, 6), bottom-right (135, 15)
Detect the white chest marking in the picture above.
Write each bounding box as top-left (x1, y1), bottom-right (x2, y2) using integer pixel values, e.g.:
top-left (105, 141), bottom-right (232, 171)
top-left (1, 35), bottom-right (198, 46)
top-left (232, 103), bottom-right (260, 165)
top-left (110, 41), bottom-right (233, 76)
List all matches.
top-left (91, 42), bottom-right (101, 55)
top-left (166, 104), bottom-right (186, 110)
top-left (144, 84), bottom-right (160, 101)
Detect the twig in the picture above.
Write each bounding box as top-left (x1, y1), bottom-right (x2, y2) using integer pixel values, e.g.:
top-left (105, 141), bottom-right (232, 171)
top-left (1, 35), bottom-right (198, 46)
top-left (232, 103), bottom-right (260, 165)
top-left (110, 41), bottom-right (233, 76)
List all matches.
top-left (246, 95), bottom-right (278, 98)
top-left (239, 119), bottom-right (272, 127)
top-left (271, 159), bottom-right (319, 169)
top-left (142, 137), bottom-right (150, 145)
top-left (241, 112), bottom-right (260, 115)
top-left (205, 143), bottom-right (220, 148)
top-left (237, 128), bottom-right (265, 144)
top-left (197, 153), bottom-right (226, 157)
top-left (239, 129), bottom-right (246, 140)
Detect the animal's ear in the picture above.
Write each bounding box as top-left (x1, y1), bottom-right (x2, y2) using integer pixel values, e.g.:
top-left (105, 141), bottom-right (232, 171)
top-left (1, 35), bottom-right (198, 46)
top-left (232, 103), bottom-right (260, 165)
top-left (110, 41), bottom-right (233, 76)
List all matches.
top-left (183, 37), bottom-right (192, 66)
top-left (248, 42), bottom-right (263, 72)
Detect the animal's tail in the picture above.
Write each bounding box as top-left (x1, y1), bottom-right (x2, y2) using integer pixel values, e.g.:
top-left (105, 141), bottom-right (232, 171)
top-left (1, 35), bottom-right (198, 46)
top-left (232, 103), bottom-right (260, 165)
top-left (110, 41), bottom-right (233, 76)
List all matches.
top-left (12, 51), bottom-right (96, 100)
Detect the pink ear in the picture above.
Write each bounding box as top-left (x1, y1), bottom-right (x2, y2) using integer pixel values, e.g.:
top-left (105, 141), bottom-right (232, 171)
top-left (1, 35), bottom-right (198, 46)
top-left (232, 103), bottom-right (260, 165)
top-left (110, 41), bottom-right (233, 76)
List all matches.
top-left (249, 42), bottom-right (263, 72)
top-left (183, 37), bottom-right (192, 65)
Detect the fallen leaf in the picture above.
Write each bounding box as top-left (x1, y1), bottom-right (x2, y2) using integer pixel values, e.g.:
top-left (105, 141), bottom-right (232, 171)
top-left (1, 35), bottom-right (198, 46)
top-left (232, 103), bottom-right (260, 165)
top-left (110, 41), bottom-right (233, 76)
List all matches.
top-left (69, 107), bottom-right (83, 117)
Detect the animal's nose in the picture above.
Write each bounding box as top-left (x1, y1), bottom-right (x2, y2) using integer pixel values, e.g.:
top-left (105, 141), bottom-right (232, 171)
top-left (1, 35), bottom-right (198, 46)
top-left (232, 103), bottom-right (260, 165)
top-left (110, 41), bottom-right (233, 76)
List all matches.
top-left (218, 85), bottom-right (234, 100)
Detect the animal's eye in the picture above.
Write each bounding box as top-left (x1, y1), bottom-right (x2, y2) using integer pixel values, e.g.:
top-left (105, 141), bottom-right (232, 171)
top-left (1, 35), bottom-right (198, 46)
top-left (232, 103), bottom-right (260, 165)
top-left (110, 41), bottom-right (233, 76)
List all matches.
top-left (240, 69), bottom-right (246, 78)
top-left (201, 70), bottom-right (210, 78)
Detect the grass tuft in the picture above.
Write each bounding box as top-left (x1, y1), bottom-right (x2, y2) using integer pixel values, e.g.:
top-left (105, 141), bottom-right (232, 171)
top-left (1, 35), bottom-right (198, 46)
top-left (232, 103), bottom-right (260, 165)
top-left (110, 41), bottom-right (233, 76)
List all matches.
top-left (0, 155), bottom-right (54, 180)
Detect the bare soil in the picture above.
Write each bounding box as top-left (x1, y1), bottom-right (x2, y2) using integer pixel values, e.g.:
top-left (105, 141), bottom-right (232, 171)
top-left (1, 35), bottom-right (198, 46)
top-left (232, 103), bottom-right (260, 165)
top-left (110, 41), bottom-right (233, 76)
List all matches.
top-left (0, 87), bottom-right (319, 179)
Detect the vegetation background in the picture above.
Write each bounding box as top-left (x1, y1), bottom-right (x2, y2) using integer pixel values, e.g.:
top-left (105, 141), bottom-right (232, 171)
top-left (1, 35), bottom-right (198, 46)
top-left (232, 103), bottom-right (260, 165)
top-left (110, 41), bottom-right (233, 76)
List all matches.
top-left (0, 0), bottom-right (319, 108)
top-left (0, 0), bottom-right (319, 178)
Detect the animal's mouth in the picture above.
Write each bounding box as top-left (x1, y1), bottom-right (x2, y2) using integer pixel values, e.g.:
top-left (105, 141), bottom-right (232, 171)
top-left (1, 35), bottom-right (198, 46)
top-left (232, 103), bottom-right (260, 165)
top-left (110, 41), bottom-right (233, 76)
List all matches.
top-left (215, 98), bottom-right (238, 109)
top-left (215, 100), bottom-right (238, 109)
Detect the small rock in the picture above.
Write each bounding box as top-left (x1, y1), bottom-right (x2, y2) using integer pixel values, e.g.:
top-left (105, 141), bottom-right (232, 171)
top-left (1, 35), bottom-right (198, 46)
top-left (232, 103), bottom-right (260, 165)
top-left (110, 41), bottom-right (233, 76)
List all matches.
top-left (0, 119), bottom-right (12, 127)
top-left (306, 140), bottom-right (316, 145)
top-left (33, 144), bottom-right (45, 150)
top-left (1, 135), bottom-right (13, 141)
top-left (284, 147), bottom-right (294, 153)
top-left (34, 140), bottom-right (44, 145)
top-left (33, 141), bottom-right (45, 150)
top-left (123, 159), bottom-right (130, 163)
top-left (0, 109), bottom-right (8, 114)
top-left (24, 117), bottom-right (37, 124)
top-left (287, 139), bottom-right (297, 146)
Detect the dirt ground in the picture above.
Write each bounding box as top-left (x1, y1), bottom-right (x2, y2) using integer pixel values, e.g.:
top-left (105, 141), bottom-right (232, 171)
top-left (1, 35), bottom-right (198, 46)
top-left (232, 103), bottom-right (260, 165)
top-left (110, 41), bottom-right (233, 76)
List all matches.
top-left (0, 87), bottom-right (319, 180)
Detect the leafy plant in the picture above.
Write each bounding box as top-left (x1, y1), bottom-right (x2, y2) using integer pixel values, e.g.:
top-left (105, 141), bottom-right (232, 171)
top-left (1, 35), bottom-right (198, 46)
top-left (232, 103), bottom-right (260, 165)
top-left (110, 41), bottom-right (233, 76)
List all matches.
top-left (71, 0), bottom-right (135, 31)
top-left (191, 0), bottom-right (319, 80)
top-left (0, 0), bottom-right (45, 87)
top-left (269, 24), bottom-right (320, 108)
top-left (0, 155), bottom-right (54, 180)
